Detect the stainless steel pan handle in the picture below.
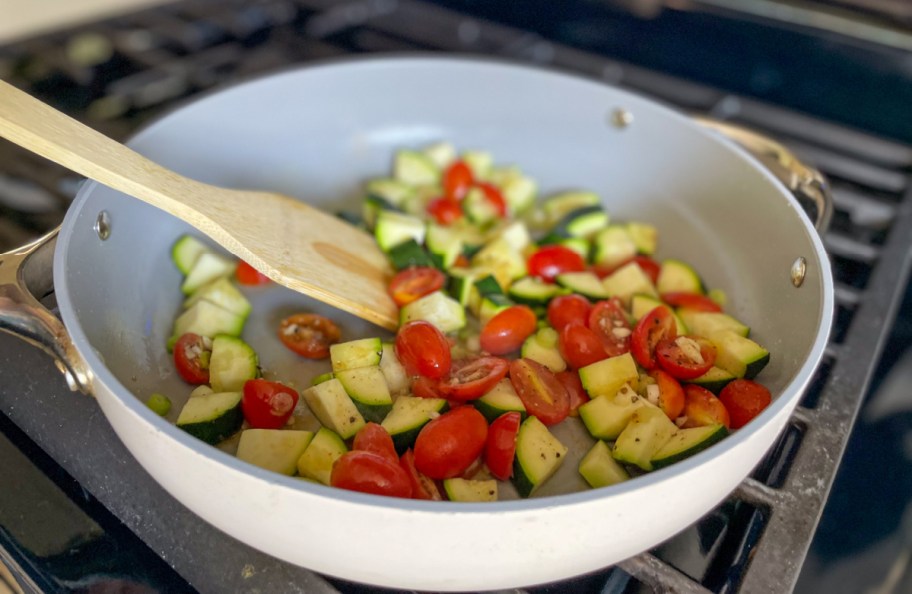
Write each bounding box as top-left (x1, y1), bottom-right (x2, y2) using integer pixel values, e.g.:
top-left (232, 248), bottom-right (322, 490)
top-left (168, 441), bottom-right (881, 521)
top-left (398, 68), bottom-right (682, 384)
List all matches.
top-left (0, 229), bottom-right (93, 393)
top-left (695, 117), bottom-right (833, 233)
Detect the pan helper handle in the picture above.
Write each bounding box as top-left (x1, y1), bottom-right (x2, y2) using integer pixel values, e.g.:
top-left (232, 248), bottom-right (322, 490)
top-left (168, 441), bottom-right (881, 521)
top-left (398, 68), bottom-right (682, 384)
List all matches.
top-left (0, 229), bottom-right (93, 393)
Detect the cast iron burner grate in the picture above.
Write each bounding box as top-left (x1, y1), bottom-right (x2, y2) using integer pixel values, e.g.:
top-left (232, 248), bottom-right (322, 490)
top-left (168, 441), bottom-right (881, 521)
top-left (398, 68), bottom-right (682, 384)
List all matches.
top-left (0, 1), bottom-right (910, 593)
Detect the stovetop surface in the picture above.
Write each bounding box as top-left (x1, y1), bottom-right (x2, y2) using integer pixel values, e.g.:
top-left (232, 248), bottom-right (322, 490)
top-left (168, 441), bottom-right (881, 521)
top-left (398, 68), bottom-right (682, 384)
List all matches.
top-left (1, 1), bottom-right (911, 593)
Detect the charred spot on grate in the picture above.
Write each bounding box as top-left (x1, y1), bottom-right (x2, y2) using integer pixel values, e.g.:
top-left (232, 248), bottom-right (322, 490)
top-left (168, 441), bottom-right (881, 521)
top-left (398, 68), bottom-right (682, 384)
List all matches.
top-left (752, 422), bottom-right (805, 488)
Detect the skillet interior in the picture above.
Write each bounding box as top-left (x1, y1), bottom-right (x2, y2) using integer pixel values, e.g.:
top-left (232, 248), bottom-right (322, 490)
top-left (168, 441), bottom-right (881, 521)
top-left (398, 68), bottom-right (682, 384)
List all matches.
top-left (55, 57), bottom-right (829, 499)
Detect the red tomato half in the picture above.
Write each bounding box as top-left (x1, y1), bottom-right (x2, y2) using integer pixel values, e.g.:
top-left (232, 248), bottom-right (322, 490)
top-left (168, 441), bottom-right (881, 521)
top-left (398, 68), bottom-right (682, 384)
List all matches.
top-left (331, 451), bottom-right (412, 498)
top-left (630, 306), bottom-right (677, 370)
top-left (655, 335), bottom-right (716, 380)
top-left (484, 412), bottom-right (521, 480)
top-left (558, 323), bottom-right (608, 370)
top-left (438, 356), bottom-right (509, 401)
top-left (509, 358), bottom-right (570, 426)
top-left (388, 267), bottom-right (446, 307)
top-left (479, 305), bottom-right (537, 355)
top-left (443, 161), bottom-right (474, 201)
top-left (476, 182), bottom-right (507, 218)
top-left (235, 260), bottom-right (270, 285)
top-left (395, 321), bottom-right (452, 379)
top-left (278, 313), bottom-right (341, 359)
top-left (719, 379), bottom-right (772, 429)
top-left (411, 375), bottom-right (444, 399)
top-left (527, 245), bottom-right (586, 283)
top-left (241, 379), bottom-right (299, 429)
top-left (547, 294), bottom-right (591, 331)
top-left (682, 384), bottom-right (731, 429)
top-left (173, 332), bottom-right (211, 385)
top-left (353, 423), bottom-right (398, 464)
top-left (649, 369), bottom-right (685, 420)
top-left (427, 197), bottom-right (462, 225)
top-left (414, 407), bottom-right (488, 479)
top-left (588, 298), bottom-right (632, 357)
top-left (556, 370), bottom-right (590, 416)
top-left (399, 449), bottom-right (443, 500)
top-left (661, 292), bottom-right (722, 313)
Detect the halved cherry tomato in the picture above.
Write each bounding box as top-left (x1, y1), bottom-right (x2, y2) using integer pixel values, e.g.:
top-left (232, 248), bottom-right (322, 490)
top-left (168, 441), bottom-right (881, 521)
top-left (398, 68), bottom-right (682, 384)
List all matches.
top-left (527, 245), bottom-right (586, 283)
top-left (630, 305), bottom-right (677, 370)
top-left (655, 335), bottom-right (716, 380)
top-left (395, 320), bottom-right (452, 379)
top-left (547, 294), bottom-right (591, 331)
top-left (479, 305), bottom-right (537, 355)
top-left (459, 456), bottom-right (485, 480)
top-left (453, 253), bottom-right (470, 268)
top-left (719, 379), bottom-right (772, 429)
top-left (443, 160), bottom-right (474, 201)
top-left (388, 267), bottom-right (446, 307)
top-left (648, 369), bottom-right (685, 420)
top-left (241, 379), bottom-right (299, 429)
top-left (661, 292), bottom-right (722, 313)
top-left (438, 356), bottom-right (509, 401)
top-left (173, 332), bottom-right (211, 385)
top-left (427, 197), bottom-right (463, 225)
top-left (352, 422), bottom-right (398, 464)
top-left (592, 255), bottom-right (661, 285)
top-left (682, 384), bottom-right (730, 429)
top-left (509, 358), bottom-right (570, 426)
top-left (556, 370), bottom-right (590, 416)
top-left (399, 449), bottom-right (442, 500)
top-left (331, 451), bottom-right (412, 498)
top-left (476, 182), bottom-right (507, 217)
top-left (484, 411), bottom-right (521, 480)
top-left (558, 323), bottom-right (608, 370)
top-left (235, 260), bottom-right (270, 285)
top-left (411, 375), bottom-right (444, 399)
top-left (588, 298), bottom-right (632, 357)
top-left (414, 407), bottom-right (488, 479)
top-left (278, 313), bottom-right (341, 359)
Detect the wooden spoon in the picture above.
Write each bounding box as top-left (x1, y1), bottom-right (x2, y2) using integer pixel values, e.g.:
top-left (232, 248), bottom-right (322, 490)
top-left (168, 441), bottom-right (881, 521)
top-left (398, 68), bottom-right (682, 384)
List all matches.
top-left (0, 80), bottom-right (399, 330)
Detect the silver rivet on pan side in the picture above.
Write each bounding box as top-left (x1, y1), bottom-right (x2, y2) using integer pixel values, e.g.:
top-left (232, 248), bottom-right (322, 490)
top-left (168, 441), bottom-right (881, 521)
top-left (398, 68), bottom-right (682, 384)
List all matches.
top-left (94, 211), bottom-right (111, 240)
top-left (610, 108), bottom-right (633, 129)
top-left (791, 257), bottom-right (807, 287)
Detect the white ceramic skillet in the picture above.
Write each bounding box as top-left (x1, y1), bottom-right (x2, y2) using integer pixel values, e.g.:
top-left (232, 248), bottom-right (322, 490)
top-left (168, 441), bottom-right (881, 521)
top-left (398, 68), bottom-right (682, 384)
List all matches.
top-left (0, 57), bottom-right (833, 590)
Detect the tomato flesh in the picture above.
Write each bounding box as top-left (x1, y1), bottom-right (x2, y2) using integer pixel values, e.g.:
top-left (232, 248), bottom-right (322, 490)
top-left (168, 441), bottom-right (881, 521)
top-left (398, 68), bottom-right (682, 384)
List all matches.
top-left (509, 358), bottom-right (570, 426)
top-left (235, 260), bottom-right (271, 285)
top-left (484, 412), bottom-right (521, 481)
top-left (682, 384), bottom-right (731, 429)
top-left (388, 267), bottom-right (446, 307)
top-left (399, 449), bottom-right (443, 500)
top-left (661, 292), bottom-right (722, 313)
top-left (719, 379), bottom-right (772, 429)
top-left (476, 182), bottom-right (508, 217)
top-left (648, 369), bottom-right (685, 420)
top-left (427, 197), bottom-right (463, 225)
top-left (443, 161), bottom-right (474, 201)
top-left (414, 407), bottom-right (488, 479)
top-left (479, 305), bottom-right (537, 355)
top-left (438, 356), bottom-right (509, 401)
top-left (278, 313), bottom-right (341, 359)
top-left (331, 451), bottom-right (412, 498)
top-left (558, 323), bottom-right (608, 369)
top-left (395, 320), bottom-right (452, 379)
top-left (547, 294), bottom-right (590, 331)
top-left (527, 245), bottom-right (586, 283)
top-left (588, 298), bottom-right (631, 357)
top-left (352, 422), bottom-right (399, 464)
top-left (173, 332), bottom-right (211, 385)
top-left (411, 375), bottom-right (445, 399)
top-left (241, 379), bottom-right (299, 429)
top-left (630, 306), bottom-right (677, 370)
top-left (655, 335), bottom-right (716, 380)
top-left (556, 370), bottom-right (590, 416)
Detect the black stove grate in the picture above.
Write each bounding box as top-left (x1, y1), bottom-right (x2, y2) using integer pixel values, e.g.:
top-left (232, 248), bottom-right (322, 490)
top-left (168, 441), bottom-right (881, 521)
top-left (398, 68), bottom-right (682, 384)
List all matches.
top-left (1, 1), bottom-right (911, 593)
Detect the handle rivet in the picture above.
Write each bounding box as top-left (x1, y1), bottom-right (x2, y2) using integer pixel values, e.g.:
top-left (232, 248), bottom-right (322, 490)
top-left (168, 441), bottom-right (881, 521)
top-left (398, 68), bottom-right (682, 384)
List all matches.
top-left (610, 108), bottom-right (633, 129)
top-left (791, 257), bottom-right (807, 287)
top-left (94, 211), bottom-right (111, 240)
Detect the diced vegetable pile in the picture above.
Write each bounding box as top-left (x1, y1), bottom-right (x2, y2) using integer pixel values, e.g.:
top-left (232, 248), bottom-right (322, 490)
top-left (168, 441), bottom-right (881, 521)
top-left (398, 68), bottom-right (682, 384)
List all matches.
top-left (159, 142), bottom-right (774, 502)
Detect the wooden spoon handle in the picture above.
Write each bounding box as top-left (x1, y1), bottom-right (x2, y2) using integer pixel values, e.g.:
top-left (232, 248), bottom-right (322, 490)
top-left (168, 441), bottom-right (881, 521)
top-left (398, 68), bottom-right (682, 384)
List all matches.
top-left (0, 80), bottom-right (206, 222)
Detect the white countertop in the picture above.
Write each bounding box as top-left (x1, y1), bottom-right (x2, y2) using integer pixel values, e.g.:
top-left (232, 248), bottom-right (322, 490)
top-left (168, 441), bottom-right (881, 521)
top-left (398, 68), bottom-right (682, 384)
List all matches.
top-left (0, 0), bottom-right (172, 44)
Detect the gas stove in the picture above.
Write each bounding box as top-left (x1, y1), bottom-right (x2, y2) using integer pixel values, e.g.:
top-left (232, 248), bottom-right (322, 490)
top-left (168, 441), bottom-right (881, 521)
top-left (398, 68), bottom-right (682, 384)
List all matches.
top-left (1, 1), bottom-right (911, 592)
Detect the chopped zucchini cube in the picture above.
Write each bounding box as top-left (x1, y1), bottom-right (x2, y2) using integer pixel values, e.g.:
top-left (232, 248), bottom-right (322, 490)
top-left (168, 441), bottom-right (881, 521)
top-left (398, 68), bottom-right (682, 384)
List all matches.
top-left (236, 429), bottom-right (314, 476)
top-left (579, 440), bottom-right (629, 488)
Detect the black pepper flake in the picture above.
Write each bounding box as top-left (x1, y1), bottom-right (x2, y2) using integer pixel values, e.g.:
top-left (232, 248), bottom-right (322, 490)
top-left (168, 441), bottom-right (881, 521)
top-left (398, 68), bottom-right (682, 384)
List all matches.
top-left (540, 453), bottom-right (546, 460)
top-left (349, 416), bottom-right (356, 422)
top-left (634, 437), bottom-right (640, 442)
top-left (555, 452), bottom-right (561, 458)
top-left (488, 490), bottom-right (495, 495)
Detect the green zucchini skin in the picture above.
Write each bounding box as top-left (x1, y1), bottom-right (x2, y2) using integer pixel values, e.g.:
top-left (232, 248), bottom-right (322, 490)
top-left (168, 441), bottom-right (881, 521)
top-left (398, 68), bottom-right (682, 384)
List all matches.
top-left (650, 424), bottom-right (728, 469)
top-left (176, 392), bottom-right (244, 445)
